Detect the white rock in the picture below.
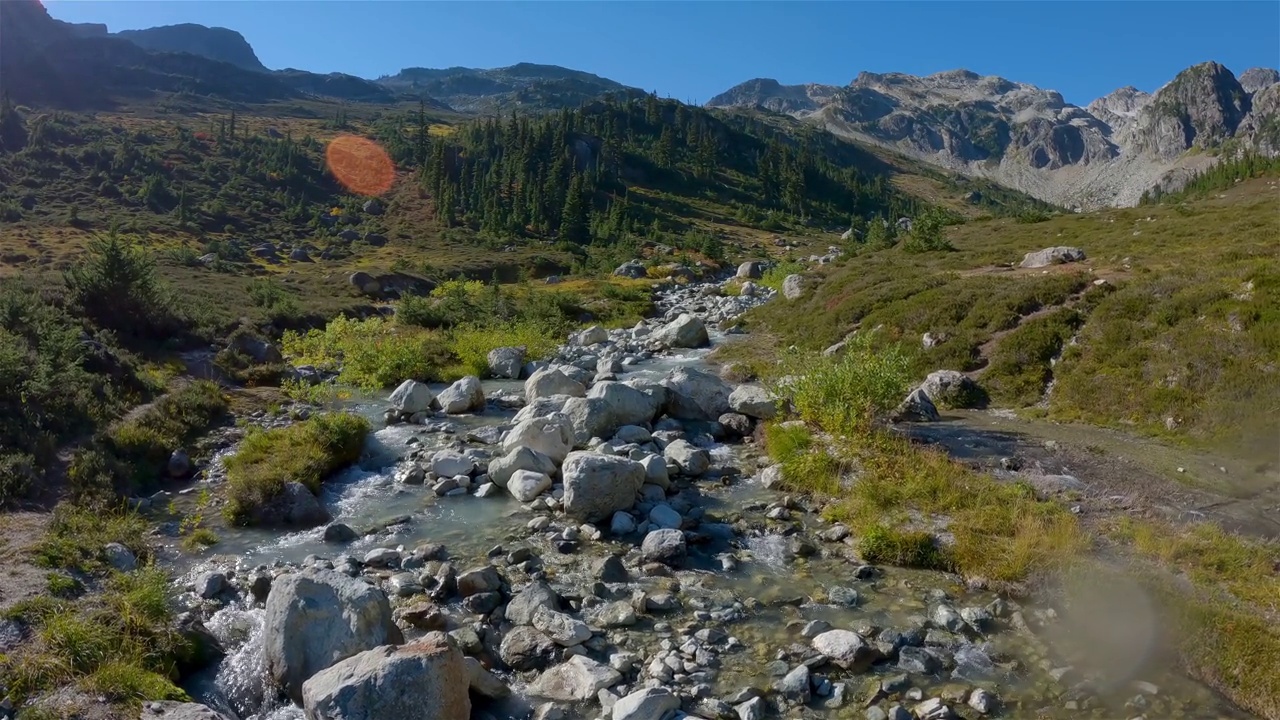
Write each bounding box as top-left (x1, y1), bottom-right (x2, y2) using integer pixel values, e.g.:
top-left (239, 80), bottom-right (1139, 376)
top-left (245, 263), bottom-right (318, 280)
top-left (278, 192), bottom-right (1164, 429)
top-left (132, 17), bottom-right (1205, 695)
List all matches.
top-left (507, 470), bottom-right (552, 503)
top-left (728, 385), bottom-right (779, 419)
top-left (662, 368), bottom-right (732, 421)
top-left (532, 606), bottom-right (593, 647)
top-left (657, 313), bottom-right (709, 349)
top-left (525, 368), bottom-right (586, 403)
top-left (527, 655), bottom-right (621, 702)
top-left (664, 439), bottom-right (710, 476)
top-left (782, 274), bottom-right (805, 300)
top-left (488, 446), bottom-right (557, 488)
top-left (388, 380), bottom-right (434, 414)
top-left (561, 452), bottom-right (646, 522)
top-left (430, 450), bottom-right (475, 478)
top-left (487, 346), bottom-right (527, 379)
top-left (503, 416), bottom-right (574, 464)
top-left (300, 635), bottom-right (469, 720)
top-left (437, 375), bottom-right (486, 414)
top-left (613, 687), bottom-right (680, 720)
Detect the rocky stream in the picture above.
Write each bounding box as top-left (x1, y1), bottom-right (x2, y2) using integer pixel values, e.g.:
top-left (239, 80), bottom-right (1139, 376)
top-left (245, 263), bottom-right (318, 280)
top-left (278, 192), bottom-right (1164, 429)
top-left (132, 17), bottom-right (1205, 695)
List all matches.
top-left (147, 262), bottom-right (1253, 720)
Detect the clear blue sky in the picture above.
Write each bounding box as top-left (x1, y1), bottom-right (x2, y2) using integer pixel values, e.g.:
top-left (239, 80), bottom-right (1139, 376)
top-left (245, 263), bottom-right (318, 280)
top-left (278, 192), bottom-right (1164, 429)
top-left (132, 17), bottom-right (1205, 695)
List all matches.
top-left (43, 1), bottom-right (1280, 106)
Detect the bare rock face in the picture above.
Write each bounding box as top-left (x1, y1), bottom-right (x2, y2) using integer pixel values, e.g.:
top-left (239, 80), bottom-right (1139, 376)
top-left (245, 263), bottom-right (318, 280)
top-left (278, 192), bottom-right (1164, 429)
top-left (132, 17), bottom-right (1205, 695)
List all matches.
top-left (707, 62), bottom-right (1279, 209)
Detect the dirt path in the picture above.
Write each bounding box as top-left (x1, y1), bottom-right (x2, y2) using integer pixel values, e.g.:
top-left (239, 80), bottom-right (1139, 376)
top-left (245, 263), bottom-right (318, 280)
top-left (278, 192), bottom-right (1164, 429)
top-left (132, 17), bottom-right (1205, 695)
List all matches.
top-left (901, 410), bottom-right (1280, 541)
top-left (0, 512), bottom-right (52, 612)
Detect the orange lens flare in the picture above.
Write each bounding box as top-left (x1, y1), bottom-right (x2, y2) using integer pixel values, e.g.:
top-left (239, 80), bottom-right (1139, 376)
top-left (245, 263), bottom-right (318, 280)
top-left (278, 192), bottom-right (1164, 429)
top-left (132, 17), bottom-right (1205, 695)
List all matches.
top-left (325, 135), bottom-right (394, 196)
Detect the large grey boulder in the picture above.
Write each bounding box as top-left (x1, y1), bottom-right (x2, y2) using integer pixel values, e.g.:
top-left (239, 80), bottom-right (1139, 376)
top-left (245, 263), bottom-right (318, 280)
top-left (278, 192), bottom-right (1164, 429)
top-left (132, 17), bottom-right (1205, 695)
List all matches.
top-left (525, 368), bottom-right (586, 402)
top-left (736, 261), bottom-right (764, 279)
top-left (505, 580), bottom-right (560, 625)
top-left (663, 439), bottom-right (709, 476)
top-left (508, 470), bottom-right (552, 503)
top-left (782, 274), bottom-right (805, 300)
top-left (503, 416), bottom-right (574, 464)
top-left (300, 636), bottom-right (469, 720)
top-left (1019, 246), bottom-right (1085, 268)
top-left (560, 396), bottom-right (617, 448)
top-left (641, 528), bottom-right (687, 566)
top-left (663, 368), bottom-right (732, 421)
top-left (499, 626), bottom-right (559, 671)
top-left (812, 629), bottom-right (879, 671)
top-left (570, 326), bottom-right (609, 347)
top-left (561, 452), bottom-right (646, 522)
top-left (614, 260), bottom-right (648, 279)
top-left (387, 380), bottom-right (434, 414)
top-left (657, 313), bottom-right (710, 349)
top-left (264, 570), bottom-right (403, 704)
top-left (528, 655), bottom-right (622, 702)
top-left (613, 687), bottom-right (681, 720)
top-left (728, 385), bottom-right (779, 419)
top-left (918, 370), bottom-right (985, 409)
top-left (589, 381), bottom-right (667, 427)
top-left (488, 346), bottom-right (527, 379)
top-left (892, 388), bottom-right (940, 422)
top-left (437, 376), bottom-right (485, 414)
top-left (531, 606), bottom-right (592, 647)
top-left (488, 446), bottom-right (558, 488)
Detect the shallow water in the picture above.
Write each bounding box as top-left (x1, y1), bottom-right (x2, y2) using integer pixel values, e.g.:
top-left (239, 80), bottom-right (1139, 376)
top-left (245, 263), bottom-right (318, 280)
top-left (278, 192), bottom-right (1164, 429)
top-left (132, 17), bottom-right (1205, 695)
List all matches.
top-left (178, 319), bottom-right (1255, 720)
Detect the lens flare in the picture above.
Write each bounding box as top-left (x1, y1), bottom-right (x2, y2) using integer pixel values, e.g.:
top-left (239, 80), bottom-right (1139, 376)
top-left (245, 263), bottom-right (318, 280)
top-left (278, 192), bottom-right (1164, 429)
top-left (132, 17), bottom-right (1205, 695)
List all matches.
top-left (325, 135), bottom-right (394, 196)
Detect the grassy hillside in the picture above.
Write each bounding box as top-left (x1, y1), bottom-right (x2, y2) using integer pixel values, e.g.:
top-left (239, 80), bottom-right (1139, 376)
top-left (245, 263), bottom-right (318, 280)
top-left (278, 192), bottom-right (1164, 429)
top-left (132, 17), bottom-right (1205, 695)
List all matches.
top-left (729, 172), bottom-right (1280, 463)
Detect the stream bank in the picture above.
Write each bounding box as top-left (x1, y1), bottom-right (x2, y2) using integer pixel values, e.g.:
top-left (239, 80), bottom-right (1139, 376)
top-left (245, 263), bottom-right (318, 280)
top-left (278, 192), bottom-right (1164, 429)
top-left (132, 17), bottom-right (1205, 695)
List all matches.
top-left (153, 268), bottom-right (1255, 720)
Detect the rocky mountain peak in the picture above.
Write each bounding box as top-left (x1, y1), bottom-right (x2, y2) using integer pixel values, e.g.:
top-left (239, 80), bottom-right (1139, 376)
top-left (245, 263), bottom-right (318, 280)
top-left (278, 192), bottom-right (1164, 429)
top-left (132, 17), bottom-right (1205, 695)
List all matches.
top-left (1239, 67), bottom-right (1280, 94)
top-left (1133, 61), bottom-right (1249, 159)
top-left (116, 23), bottom-right (267, 72)
top-left (1086, 85), bottom-right (1152, 130)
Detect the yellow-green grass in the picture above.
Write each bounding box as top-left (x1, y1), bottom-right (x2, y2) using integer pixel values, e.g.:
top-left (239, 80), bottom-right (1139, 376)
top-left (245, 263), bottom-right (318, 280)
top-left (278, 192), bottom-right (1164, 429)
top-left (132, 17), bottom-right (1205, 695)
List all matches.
top-left (223, 412), bottom-right (369, 524)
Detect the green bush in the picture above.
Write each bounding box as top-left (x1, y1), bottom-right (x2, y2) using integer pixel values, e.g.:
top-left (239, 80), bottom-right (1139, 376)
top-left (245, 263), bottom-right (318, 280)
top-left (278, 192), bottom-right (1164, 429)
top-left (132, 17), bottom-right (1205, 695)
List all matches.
top-left (224, 412), bottom-right (369, 524)
top-left (781, 333), bottom-right (912, 434)
top-left (758, 261), bottom-right (806, 293)
top-left (858, 525), bottom-right (952, 570)
top-left (445, 321), bottom-right (562, 379)
top-left (33, 504), bottom-right (150, 574)
top-left (983, 308), bottom-right (1083, 406)
top-left (104, 381), bottom-right (227, 493)
top-left (281, 316), bottom-right (452, 391)
top-left (64, 232), bottom-right (179, 342)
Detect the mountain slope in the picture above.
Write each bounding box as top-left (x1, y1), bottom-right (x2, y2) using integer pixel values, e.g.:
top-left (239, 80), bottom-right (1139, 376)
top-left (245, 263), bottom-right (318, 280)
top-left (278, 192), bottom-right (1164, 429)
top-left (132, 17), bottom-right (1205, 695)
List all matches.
top-left (116, 23), bottom-right (267, 72)
top-left (376, 63), bottom-right (638, 112)
top-left (709, 63), bottom-right (1280, 209)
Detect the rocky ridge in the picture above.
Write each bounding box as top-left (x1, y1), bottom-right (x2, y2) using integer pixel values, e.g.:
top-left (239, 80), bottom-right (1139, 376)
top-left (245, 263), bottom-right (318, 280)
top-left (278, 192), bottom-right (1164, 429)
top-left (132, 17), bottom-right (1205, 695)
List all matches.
top-left (708, 63), bottom-right (1280, 208)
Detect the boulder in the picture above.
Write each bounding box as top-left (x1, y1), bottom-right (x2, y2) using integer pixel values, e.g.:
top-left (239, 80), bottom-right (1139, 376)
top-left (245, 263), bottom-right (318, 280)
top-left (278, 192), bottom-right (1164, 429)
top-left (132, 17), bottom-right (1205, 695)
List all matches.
top-left (349, 271), bottom-right (378, 294)
top-left (641, 528), bottom-right (687, 566)
top-left (251, 482), bottom-right (330, 527)
top-left (532, 606), bottom-right (592, 647)
top-left (528, 655), bottom-right (621, 702)
top-left (525, 368), bottom-right (586, 402)
top-left (812, 629), bottom-right (878, 672)
top-left (264, 569), bottom-right (403, 704)
top-left (508, 470), bottom-right (552, 503)
top-left (614, 260), bottom-right (648, 279)
top-left (167, 450), bottom-right (191, 479)
top-left (430, 450), bottom-right (475, 478)
top-left (918, 370), bottom-right (985, 409)
top-left (229, 332), bottom-right (284, 364)
top-left (892, 388), bottom-right (940, 422)
top-left (437, 376), bottom-right (486, 414)
top-left (570, 326), bottom-right (609, 347)
top-left (300, 636), bottom-right (469, 720)
top-left (560, 396), bottom-right (616, 448)
top-left (487, 346), bottom-right (527, 379)
top-left (505, 580), bottom-right (560, 625)
top-left (488, 446), bottom-right (558, 488)
top-left (457, 566), bottom-right (504, 597)
top-left (588, 381), bottom-right (667, 427)
top-left (657, 313), bottom-right (710, 349)
top-left (662, 368), bottom-right (732, 421)
top-left (736, 261), bottom-right (764, 279)
top-left (104, 543), bottom-right (137, 572)
top-left (561, 452), bottom-right (646, 522)
top-left (613, 688), bottom-right (680, 720)
top-left (782, 274), bottom-right (805, 300)
top-left (465, 656), bottom-right (511, 700)
top-left (388, 380), bottom-right (434, 414)
top-left (728, 385), bottom-right (779, 419)
top-left (499, 626), bottom-right (559, 671)
top-left (1019, 246), bottom-right (1085, 268)
top-left (503, 416), bottom-right (574, 464)
top-left (663, 439), bottom-right (709, 476)
top-left (137, 702), bottom-right (232, 720)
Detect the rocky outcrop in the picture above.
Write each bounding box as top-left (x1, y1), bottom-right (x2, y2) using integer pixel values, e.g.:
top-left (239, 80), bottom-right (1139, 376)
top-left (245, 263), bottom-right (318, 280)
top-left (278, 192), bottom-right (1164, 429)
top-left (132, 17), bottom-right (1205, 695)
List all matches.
top-left (708, 62), bottom-right (1279, 209)
top-left (264, 570), bottom-right (403, 704)
top-left (1019, 246), bottom-right (1085, 268)
top-left (300, 636), bottom-right (470, 720)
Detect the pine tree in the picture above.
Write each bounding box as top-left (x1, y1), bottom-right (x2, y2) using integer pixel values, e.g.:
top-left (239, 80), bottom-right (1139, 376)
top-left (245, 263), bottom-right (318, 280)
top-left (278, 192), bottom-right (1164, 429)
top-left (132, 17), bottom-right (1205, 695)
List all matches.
top-left (560, 171), bottom-right (590, 244)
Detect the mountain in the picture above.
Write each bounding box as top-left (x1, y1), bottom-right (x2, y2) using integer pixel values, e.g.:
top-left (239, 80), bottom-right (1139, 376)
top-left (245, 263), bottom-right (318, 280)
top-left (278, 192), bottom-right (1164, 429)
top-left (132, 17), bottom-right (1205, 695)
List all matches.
top-left (115, 23), bottom-right (267, 72)
top-left (708, 63), bottom-right (1280, 208)
top-left (376, 63), bottom-right (638, 112)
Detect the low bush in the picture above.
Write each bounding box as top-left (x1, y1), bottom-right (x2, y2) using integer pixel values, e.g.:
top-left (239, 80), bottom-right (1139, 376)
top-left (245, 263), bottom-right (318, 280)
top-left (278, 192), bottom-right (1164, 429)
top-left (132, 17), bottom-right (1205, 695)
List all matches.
top-left (982, 307), bottom-right (1083, 406)
top-left (281, 315), bottom-right (453, 391)
top-left (781, 334), bottom-right (912, 434)
top-left (858, 525), bottom-right (952, 570)
top-left (104, 382), bottom-right (227, 491)
top-left (33, 504), bottom-right (150, 575)
top-left (223, 412), bottom-right (369, 524)
top-left (757, 261), bottom-right (806, 293)
top-left (445, 321), bottom-right (561, 379)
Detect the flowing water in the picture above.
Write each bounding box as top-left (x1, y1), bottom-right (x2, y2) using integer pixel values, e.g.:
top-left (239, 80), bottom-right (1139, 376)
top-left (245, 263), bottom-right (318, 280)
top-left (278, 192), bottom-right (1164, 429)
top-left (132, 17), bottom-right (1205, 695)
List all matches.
top-left (172, 315), bottom-right (1255, 720)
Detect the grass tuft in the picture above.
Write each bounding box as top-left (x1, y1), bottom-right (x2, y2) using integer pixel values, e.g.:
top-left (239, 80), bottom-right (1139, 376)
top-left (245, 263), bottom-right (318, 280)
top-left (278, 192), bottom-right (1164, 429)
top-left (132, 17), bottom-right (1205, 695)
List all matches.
top-left (223, 412), bottom-right (368, 524)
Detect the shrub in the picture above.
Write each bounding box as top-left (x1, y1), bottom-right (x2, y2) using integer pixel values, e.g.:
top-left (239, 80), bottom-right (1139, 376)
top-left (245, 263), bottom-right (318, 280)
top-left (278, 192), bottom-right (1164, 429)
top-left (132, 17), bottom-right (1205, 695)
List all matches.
top-left (282, 315), bottom-right (452, 391)
top-left (983, 308), bottom-right (1083, 406)
top-left (781, 333), bottom-right (912, 434)
top-left (446, 321), bottom-right (561, 379)
top-left (64, 232), bottom-right (178, 342)
top-left (224, 412), bottom-right (369, 524)
top-left (0, 451), bottom-right (37, 507)
top-left (33, 504), bottom-right (150, 574)
top-left (858, 525), bottom-right (952, 570)
top-left (104, 381), bottom-right (227, 493)
top-left (758, 261), bottom-right (806, 293)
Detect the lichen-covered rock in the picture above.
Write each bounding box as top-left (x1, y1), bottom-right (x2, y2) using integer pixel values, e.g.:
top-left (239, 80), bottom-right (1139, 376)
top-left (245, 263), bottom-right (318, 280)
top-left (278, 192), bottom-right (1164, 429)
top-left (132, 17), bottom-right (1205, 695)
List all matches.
top-left (561, 452), bottom-right (646, 522)
top-left (300, 636), bottom-right (469, 720)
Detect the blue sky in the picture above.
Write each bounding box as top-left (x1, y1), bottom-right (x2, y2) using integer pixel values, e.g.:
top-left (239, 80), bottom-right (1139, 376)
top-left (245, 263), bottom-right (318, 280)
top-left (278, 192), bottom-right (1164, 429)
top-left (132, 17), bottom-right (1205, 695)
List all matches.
top-left (44, 1), bottom-right (1280, 106)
